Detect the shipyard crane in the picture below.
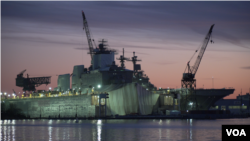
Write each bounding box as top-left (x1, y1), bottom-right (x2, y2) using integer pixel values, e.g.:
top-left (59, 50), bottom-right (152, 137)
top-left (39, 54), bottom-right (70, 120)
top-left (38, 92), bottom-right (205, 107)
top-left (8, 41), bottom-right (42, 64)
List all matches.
top-left (16, 70), bottom-right (51, 92)
top-left (12, 89), bottom-right (16, 95)
top-left (17, 69), bottom-right (26, 77)
top-left (181, 24), bottom-right (214, 110)
top-left (182, 24), bottom-right (214, 88)
top-left (82, 10), bottom-right (94, 60)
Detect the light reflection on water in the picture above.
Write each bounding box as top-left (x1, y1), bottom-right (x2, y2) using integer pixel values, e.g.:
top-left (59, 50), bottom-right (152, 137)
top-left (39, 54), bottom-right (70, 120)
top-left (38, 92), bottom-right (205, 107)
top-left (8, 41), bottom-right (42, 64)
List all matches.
top-left (1, 118), bottom-right (250, 141)
top-left (97, 119), bottom-right (102, 141)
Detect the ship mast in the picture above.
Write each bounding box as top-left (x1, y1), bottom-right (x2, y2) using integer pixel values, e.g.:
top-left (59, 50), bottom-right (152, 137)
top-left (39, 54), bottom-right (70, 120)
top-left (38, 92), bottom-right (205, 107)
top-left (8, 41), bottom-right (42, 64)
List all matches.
top-left (128, 52), bottom-right (141, 76)
top-left (116, 48), bottom-right (129, 69)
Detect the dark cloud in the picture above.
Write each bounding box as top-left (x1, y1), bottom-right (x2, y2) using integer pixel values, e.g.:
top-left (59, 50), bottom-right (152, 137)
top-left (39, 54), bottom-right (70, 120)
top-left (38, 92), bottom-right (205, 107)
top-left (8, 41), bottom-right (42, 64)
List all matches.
top-left (214, 30), bottom-right (250, 49)
top-left (111, 44), bottom-right (194, 51)
top-left (188, 25), bottom-right (250, 50)
top-left (2, 35), bottom-right (87, 47)
top-left (74, 48), bottom-right (150, 56)
top-left (122, 51), bottom-right (149, 56)
top-left (76, 40), bottom-right (196, 51)
top-left (2, 1), bottom-right (250, 31)
top-left (2, 1), bottom-right (250, 51)
top-left (241, 66), bottom-right (250, 69)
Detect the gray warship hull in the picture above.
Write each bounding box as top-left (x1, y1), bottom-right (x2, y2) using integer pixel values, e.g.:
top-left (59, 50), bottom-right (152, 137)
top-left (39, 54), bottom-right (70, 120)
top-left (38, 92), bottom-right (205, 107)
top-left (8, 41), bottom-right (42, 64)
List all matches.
top-left (179, 88), bottom-right (235, 111)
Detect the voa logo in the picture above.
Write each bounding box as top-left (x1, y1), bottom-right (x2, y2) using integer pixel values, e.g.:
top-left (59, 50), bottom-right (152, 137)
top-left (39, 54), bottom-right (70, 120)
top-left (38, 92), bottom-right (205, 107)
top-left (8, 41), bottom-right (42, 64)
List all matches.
top-left (222, 125), bottom-right (249, 141)
top-left (226, 129), bottom-right (246, 136)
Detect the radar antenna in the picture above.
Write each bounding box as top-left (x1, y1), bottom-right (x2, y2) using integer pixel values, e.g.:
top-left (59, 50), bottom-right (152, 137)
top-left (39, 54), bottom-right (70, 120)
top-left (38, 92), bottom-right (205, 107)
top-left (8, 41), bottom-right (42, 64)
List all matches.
top-left (128, 52), bottom-right (141, 76)
top-left (116, 48), bottom-right (129, 69)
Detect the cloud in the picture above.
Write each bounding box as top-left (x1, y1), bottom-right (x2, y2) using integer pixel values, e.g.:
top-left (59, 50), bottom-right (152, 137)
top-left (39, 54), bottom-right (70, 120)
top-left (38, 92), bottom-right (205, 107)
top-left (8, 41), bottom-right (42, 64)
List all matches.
top-left (215, 30), bottom-right (250, 50)
top-left (155, 62), bottom-right (176, 65)
top-left (2, 36), bottom-right (87, 48)
top-left (123, 51), bottom-right (150, 55)
top-left (201, 78), bottom-right (220, 80)
top-left (74, 47), bottom-right (89, 50)
top-left (75, 39), bottom-right (196, 51)
top-left (2, 1), bottom-right (250, 51)
top-left (111, 44), bottom-right (194, 51)
top-left (207, 49), bottom-right (250, 52)
top-left (187, 25), bottom-right (250, 50)
top-left (2, 1), bottom-right (250, 32)
top-left (241, 66), bottom-right (250, 69)
top-left (74, 48), bottom-right (150, 56)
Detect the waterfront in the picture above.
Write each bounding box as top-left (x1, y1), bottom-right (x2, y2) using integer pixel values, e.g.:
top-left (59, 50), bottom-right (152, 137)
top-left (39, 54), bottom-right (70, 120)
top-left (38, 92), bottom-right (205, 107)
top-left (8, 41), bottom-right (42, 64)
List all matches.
top-left (1, 118), bottom-right (249, 141)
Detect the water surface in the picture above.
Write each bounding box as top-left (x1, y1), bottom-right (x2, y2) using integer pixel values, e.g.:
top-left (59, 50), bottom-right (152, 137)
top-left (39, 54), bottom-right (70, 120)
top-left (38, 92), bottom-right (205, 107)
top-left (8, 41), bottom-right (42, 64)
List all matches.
top-left (1, 118), bottom-right (250, 141)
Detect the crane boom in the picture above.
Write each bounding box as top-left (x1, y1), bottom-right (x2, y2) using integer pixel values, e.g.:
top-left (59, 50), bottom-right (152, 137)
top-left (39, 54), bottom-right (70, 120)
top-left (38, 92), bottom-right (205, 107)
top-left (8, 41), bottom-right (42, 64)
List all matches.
top-left (183, 24), bottom-right (214, 80)
top-left (18, 69), bottom-right (26, 76)
top-left (191, 24), bottom-right (214, 75)
top-left (82, 10), bottom-right (94, 60)
top-left (12, 89), bottom-right (16, 94)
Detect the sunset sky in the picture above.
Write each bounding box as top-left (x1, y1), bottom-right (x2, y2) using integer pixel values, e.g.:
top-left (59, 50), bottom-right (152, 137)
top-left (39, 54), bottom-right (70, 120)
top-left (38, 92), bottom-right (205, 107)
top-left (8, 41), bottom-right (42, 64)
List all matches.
top-left (1, 1), bottom-right (250, 99)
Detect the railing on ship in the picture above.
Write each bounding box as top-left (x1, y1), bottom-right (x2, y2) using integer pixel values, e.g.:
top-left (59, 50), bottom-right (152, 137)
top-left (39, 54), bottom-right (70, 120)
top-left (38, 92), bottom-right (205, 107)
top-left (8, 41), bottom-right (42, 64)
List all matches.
top-left (1, 91), bottom-right (86, 100)
top-left (1, 91), bottom-right (105, 102)
top-left (195, 87), bottom-right (235, 90)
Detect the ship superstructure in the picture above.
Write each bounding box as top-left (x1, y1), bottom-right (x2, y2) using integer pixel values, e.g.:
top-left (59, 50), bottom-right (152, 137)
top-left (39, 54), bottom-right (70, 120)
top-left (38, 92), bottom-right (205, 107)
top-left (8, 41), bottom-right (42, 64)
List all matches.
top-left (54, 38), bottom-right (156, 95)
top-left (69, 40), bottom-right (134, 93)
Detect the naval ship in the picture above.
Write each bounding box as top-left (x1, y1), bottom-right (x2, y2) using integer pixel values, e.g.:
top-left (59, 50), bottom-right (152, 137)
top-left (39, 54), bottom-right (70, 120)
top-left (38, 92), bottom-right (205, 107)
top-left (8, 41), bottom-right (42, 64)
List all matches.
top-left (5, 37), bottom-right (234, 118)
top-left (9, 38), bottom-right (234, 118)
top-left (3, 11), bottom-right (235, 118)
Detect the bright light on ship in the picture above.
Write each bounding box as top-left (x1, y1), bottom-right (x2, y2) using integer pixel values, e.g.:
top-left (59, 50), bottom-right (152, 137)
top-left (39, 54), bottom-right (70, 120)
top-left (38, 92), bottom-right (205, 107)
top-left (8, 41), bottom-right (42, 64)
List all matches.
top-left (189, 102), bottom-right (193, 106)
top-left (98, 85), bottom-right (101, 88)
top-left (97, 119), bottom-right (102, 125)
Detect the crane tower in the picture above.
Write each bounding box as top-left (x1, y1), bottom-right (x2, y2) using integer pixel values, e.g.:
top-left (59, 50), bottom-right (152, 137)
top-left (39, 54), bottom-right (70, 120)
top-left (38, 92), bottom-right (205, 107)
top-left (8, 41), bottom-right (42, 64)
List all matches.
top-left (181, 24), bottom-right (215, 110)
